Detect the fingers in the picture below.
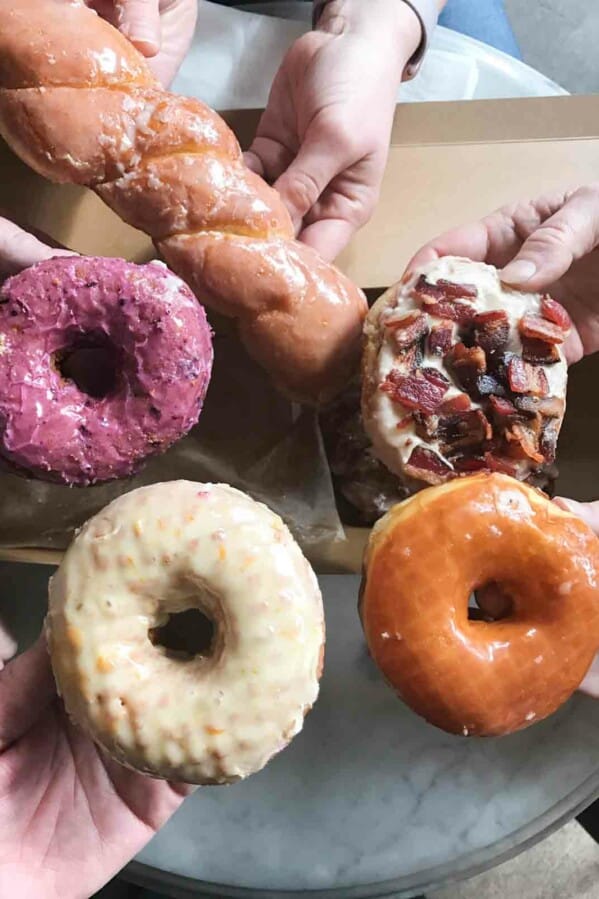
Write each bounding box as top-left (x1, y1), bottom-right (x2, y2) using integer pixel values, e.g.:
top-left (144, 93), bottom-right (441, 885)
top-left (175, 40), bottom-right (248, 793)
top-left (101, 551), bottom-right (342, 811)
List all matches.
top-left (501, 184), bottom-right (599, 290)
top-left (298, 217), bottom-right (356, 263)
top-left (580, 655), bottom-right (599, 699)
top-left (406, 219), bottom-right (494, 273)
top-left (0, 636), bottom-right (56, 751)
top-left (0, 217), bottom-right (74, 278)
top-left (114, 0), bottom-right (162, 56)
top-left (554, 497), bottom-right (599, 535)
top-left (274, 139), bottom-right (347, 235)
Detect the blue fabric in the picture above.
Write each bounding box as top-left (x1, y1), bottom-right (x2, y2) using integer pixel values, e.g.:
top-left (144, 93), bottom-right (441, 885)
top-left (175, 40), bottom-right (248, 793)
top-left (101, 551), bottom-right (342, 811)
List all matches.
top-left (439, 0), bottom-right (521, 58)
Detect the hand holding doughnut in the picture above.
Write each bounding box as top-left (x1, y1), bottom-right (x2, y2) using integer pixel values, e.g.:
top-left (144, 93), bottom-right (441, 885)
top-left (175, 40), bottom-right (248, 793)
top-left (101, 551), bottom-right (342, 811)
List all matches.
top-left (360, 473), bottom-right (599, 736)
top-left (0, 0), bottom-right (367, 405)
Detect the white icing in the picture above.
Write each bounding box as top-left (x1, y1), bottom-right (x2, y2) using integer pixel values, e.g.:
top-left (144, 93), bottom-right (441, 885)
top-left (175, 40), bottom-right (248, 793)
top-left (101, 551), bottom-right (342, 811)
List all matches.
top-left (367, 257), bottom-right (568, 479)
top-left (47, 482), bottom-right (324, 785)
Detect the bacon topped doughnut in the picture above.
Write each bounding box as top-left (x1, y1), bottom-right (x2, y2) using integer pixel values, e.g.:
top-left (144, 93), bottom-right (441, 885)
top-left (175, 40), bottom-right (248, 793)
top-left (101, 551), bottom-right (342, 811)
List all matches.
top-left (360, 473), bottom-right (599, 737)
top-left (362, 257), bottom-right (570, 491)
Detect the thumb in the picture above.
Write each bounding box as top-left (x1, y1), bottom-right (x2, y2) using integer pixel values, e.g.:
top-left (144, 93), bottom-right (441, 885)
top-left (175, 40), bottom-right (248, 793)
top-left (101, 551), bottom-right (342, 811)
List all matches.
top-left (501, 185), bottom-right (599, 290)
top-left (116, 0), bottom-right (161, 56)
top-left (0, 217), bottom-right (75, 279)
top-left (274, 138), bottom-right (344, 234)
top-left (554, 497), bottom-right (599, 536)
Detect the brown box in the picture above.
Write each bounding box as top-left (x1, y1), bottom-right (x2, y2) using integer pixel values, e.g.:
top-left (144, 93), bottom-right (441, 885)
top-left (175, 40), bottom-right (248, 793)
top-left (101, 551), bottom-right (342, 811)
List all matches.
top-left (1, 95), bottom-right (598, 571)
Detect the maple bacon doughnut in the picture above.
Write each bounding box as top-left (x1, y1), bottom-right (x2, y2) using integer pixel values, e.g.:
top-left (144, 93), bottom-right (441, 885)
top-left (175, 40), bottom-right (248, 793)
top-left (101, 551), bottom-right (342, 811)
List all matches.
top-left (47, 481), bottom-right (324, 784)
top-left (362, 257), bottom-right (570, 491)
top-left (360, 473), bottom-right (599, 737)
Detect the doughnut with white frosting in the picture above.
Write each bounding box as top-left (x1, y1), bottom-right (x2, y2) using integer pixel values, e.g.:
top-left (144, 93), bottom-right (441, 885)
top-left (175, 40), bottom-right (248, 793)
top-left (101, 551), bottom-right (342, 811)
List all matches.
top-left (362, 257), bottom-right (570, 489)
top-left (47, 481), bottom-right (324, 785)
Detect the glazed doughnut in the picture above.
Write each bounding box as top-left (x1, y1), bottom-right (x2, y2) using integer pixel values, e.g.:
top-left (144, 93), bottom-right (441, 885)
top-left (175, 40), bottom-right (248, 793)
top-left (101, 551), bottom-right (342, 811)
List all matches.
top-left (47, 481), bottom-right (324, 784)
top-left (359, 473), bottom-right (599, 737)
top-left (0, 256), bottom-right (212, 485)
top-left (362, 257), bottom-right (570, 491)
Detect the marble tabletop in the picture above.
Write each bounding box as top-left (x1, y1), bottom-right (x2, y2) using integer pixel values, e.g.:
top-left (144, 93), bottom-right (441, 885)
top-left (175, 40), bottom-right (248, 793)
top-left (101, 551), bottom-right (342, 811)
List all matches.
top-left (4, 562), bottom-right (599, 899)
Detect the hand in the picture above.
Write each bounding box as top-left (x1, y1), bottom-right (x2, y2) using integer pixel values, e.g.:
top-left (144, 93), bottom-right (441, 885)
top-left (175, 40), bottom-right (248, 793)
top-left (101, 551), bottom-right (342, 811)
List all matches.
top-left (0, 638), bottom-right (190, 898)
top-left (0, 215), bottom-right (75, 280)
top-left (87, 0), bottom-right (197, 86)
top-left (408, 184), bottom-right (599, 365)
top-left (245, 0), bottom-right (421, 262)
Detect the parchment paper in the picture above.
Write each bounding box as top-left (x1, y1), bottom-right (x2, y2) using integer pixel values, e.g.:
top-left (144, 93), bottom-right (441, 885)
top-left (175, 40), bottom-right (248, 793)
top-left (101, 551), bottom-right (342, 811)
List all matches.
top-left (0, 330), bottom-right (344, 552)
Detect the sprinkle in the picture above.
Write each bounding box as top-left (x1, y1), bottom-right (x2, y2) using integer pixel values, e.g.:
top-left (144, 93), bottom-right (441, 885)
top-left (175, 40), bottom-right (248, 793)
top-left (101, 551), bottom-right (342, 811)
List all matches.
top-left (185, 512), bottom-right (195, 523)
top-left (66, 625), bottom-right (83, 649)
top-left (133, 521), bottom-right (143, 537)
top-left (218, 545), bottom-right (227, 561)
top-left (205, 725), bottom-right (224, 735)
top-left (534, 655), bottom-right (543, 664)
top-left (381, 631), bottom-right (391, 640)
top-left (462, 726), bottom-right (470, 736)
top-left (525, 712), bottom-right (536, 721)
top-left (157, 518), bottom-right (166, 531)
top-left (96, 655), bottom-right (113, 673)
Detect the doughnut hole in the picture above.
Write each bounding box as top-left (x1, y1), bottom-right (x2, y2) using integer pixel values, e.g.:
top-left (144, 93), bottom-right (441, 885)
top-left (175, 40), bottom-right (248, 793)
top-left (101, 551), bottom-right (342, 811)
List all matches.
top-left (469, 583), bottom-right (514, 622)
top-left (54, 330), bottom-right (121, 399)
top-left (149, 608), bottom-right (216, 662)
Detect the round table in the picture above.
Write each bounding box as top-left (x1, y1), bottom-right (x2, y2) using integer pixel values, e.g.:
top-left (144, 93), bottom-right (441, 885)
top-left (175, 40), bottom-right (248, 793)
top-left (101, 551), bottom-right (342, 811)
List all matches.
top-left (4, 4), bottom-right (594, 899)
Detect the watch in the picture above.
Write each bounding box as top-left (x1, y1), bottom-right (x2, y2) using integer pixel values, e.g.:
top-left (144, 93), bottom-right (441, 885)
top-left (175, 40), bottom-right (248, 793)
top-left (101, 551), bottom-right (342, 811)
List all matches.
top-left (312, 0), bottom-right (439, 81)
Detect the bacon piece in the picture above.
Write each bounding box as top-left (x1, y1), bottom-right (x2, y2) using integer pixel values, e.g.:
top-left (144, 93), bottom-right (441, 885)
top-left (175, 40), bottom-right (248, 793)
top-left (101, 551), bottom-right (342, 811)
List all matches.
top-left (438, 408), bottom-right (492, 453)
top-left (405, 446), bottom-right (454, 484)
top-left (489, 394), bottom-right (518, 419)
top-left (513, 395), bottom-right (564, 419)
top-left (381, 367), bottom-right (449, 414)
top-left (414, 275), bottom-right (478, 300)
top-left (505, 423), bottom-right (544, 463)
top-left (507, 357), bottom-right (549, 396)
top-left (446, 343), bottom-right (487, 395)
top-left (385, 311), bottom-right (429, 349)
top-left (428, 320), bottom-right (456, 356)
top-left (413, 411), bottom-right (438, 439)
top-left (541, 295), bottom-right (571, 331)
top-left (476, 372), bottom-right (506, 397)
top-left (396, 343), bottom-right (423, 372)
top-left (439, 393), bottom-right (471, 414)
top-left (473, 310), bottom-right (509, 355)
top-left (452, 456), bottom-right (487, 473)
top-left (484, 452), bottom-right (518, 476)
top-left (521, 337), bottom-right (560, 365)
top-left (519, 314), bottom-right (566, 345)
top-left (540, 418), bottom-right (560, 463)
top-left (413, 276), bottom-right (477, 324)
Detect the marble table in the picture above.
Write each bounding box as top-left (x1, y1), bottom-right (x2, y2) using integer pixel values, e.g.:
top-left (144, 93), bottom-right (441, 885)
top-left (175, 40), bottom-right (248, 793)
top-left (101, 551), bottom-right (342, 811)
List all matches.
top-left (3, 561), bottom-right (599, 899)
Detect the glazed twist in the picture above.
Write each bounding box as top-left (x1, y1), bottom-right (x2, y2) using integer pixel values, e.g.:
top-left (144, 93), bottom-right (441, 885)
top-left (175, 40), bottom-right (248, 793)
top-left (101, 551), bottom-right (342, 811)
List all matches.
top-left (0, 0), bottom-right (367, 404)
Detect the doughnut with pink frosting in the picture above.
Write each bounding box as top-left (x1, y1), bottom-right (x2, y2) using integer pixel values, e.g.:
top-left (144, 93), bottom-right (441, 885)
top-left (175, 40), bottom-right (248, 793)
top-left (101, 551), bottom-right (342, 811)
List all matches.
top-left (0, 256), bottom-right (213, 485)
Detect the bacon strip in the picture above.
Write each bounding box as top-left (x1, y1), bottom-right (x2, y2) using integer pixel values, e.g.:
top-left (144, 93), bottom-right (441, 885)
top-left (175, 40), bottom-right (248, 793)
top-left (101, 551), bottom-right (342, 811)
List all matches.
top-left (405, 446), bottom-right (454, 484)
top-left (382, 367), bottom-right (449, 414)
top-left (385, 311), bottom-right (429, 349)
top-left (519, 314), bottom-right (566, 345)
top-left (474, 310), bottom-right (509, 355)
top-left (428, 320), bottom-right (456, 356)
top-left (507, 357), bottom-right (549, 396)
top-left (541, 295), bottom-right (571, 331)
top-left (521, 337), bottom-right (560, 365)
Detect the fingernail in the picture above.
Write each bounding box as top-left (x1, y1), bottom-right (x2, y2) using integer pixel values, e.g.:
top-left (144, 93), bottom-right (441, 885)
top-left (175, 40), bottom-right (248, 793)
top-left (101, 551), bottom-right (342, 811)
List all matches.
top-left (130, 34), bottom-right (160, 56)
top-left (501, 259), bottom-right (537, 285)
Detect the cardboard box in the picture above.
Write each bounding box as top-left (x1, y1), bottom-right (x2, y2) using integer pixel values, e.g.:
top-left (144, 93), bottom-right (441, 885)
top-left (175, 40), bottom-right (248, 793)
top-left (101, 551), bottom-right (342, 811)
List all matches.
top-left (1, 95), bottom-right (598, 571)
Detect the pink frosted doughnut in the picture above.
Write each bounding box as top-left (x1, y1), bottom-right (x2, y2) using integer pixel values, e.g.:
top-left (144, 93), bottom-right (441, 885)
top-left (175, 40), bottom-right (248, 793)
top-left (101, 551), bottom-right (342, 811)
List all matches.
top-left (0, 256), bottom-right (213, 485)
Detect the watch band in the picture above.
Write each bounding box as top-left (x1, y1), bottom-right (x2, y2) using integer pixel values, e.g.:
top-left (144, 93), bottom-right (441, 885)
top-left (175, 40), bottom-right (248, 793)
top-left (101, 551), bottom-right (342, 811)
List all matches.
top-left (312, 0), bottom-right (439, 81)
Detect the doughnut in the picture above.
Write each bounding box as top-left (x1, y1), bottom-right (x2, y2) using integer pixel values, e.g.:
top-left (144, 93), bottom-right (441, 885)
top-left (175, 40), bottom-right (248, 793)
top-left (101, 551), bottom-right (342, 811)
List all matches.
top-left (359, 473), bottom-right (599, 737)
top-left (362, 257), bottom-right (570, 491)
top-left (0, 256), bottom-right (213, 485)
top-left (46, 481), bottom-right (325, 784)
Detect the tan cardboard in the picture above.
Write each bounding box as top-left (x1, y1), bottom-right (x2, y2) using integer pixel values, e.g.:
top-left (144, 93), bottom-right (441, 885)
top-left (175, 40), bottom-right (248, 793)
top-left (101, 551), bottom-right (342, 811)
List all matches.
top-left (0, 95), bottom-right (598, 571)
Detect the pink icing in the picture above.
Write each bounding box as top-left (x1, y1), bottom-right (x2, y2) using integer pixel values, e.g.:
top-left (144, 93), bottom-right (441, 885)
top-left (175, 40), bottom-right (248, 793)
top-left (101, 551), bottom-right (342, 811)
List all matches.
top-left (0, 256), bottom-right (213, 485)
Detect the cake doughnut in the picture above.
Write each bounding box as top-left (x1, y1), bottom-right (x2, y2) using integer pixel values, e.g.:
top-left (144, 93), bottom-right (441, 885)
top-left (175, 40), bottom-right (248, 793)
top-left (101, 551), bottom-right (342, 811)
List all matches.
top-left (360, 473), bottom-right (599, 737)
top-left (362, 257), bottom-right (570, 491)
top-left (0, 256), bottom-right (213, 485)
top-left (47, 481), bottom-right (324, 784)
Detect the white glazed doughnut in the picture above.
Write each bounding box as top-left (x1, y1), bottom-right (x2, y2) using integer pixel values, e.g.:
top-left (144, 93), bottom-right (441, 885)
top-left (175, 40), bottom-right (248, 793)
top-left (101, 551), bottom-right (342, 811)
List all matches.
top-left (362, 257), bottom-right (570, 489)
top-left (47, 481), bottom-right (324, 785)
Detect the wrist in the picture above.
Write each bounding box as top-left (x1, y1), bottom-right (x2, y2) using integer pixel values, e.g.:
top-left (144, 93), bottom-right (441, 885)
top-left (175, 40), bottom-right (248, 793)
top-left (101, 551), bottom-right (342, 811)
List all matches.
top-left (314, 0), bottom-right (422, 79)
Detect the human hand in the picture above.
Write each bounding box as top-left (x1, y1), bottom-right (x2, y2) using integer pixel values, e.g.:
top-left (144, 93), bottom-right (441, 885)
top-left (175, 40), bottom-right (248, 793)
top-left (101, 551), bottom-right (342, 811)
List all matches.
top-left (0, 215), bottom-right (75, 280)
top-left (245, 0), bottom-right (421, 262)
top-left (87, 0), bottom-right (197, 86)
top-left (0, 637), bottom-right (190, 898)
top-left (408, 184), bottom-right (599, 365)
